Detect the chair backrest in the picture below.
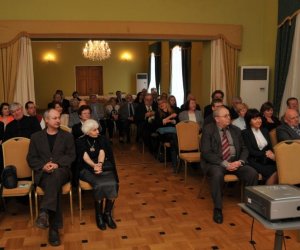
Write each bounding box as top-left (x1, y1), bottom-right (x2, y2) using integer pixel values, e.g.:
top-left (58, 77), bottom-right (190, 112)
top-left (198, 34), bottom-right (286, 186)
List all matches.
top-left (269, 128), bottom-right (278, 147)
top-left (2, 137), bottom-right (31, 179)
top-left (274, 140), bottom-right (300, 185)
top-left (60, 125), bottom-right (72, 133)
top-left (176, 120), bottom-right (200, 152)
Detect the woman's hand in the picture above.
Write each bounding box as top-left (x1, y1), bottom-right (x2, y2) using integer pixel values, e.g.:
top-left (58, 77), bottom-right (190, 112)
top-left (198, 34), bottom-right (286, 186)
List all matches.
top-left (94, 163), bottom-right (103, 174)
top-left (265, 150), bottom-right (275, 161)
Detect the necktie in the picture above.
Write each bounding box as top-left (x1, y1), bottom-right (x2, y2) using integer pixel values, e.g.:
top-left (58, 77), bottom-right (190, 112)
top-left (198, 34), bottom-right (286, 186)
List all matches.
top-left (222, 129), bottom-right (231, 161)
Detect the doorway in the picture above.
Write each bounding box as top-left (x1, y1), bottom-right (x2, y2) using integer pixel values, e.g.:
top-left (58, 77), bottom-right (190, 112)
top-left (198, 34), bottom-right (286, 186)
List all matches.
top-left (76, 66), bottom-right (103, 96)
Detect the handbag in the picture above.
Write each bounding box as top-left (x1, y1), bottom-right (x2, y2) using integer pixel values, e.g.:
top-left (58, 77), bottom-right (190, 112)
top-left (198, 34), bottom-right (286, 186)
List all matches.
top-left (1, 165), bottom-right (18, 189)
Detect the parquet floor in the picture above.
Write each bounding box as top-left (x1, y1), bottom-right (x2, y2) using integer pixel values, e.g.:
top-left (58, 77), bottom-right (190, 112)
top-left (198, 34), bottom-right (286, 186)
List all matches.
top-left (0, 140), bottom-right (299, 250)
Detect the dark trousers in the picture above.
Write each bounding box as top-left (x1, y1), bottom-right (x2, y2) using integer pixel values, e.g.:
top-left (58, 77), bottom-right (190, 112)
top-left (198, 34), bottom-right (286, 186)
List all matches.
top-left (38, 168), bottom-right (70, 227)
top-left (207, 164), bottom-right (258, 209)
top-left (119, 119), bottom-right (134, 141)
top-left (99, 119), bottom-right (107, 136)
top-left (106, 119), bottom-right (121, 139)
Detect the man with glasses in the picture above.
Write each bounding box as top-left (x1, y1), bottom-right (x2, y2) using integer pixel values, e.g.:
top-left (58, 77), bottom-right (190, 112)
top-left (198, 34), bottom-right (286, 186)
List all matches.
top-left (201, 106), bottom-right (258, 224)
top-left (4, 102), bottom-right (41, 141)
top-left (277, 108), bottom-right (300, 142)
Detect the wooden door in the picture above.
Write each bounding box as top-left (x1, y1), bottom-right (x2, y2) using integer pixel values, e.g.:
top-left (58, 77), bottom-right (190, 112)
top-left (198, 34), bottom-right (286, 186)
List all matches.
top-left (76, 66), bottom-right (103, 96)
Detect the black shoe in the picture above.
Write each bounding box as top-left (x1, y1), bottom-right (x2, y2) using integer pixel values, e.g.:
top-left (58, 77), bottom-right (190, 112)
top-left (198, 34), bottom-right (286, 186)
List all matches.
top-left (213, 208), bottom-right (223, 224)
top-left (35, 211), bottom-right (49, 229)
top-left (96, 214), bottom-right (107, 230)
top-left (103, 213), bottom-right (117, 229)
top-left (48, 228), bottom-right (60, 246)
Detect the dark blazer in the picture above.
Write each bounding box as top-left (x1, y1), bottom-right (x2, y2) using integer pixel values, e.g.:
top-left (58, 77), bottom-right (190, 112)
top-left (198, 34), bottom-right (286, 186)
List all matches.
top-left (119, 102), bottom-right (137, 120)
top-left (72, 122), bottom-right (83, 140)
top-left (261, 116), bottom-right (281, 132)
top-left (27, 129), bottom-right (76, 185)
top-left (0, 121), bottom-right (4, 141)
top-left (135, 103), bottom-right (157, 124)
top-left (201, 123), bottom-right (248, 173)
top-left (242, 128), bottom-right (273, 164)
top-left (276, 122), bottom-right (300, 142)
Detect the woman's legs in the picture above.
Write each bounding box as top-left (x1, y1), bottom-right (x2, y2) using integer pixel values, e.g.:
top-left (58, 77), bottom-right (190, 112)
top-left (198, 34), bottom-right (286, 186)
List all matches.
top-left (266, 172), bottom-right (278, 185)
top-left (103, 199), bottom-right (117, 229)
top-left (95, 200), bottom-right (106, 230)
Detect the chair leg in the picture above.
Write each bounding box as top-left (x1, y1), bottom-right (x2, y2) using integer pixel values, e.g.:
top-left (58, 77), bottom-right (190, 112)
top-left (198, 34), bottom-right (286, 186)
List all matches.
top-left (164, 145), bottom-right (167, 168)
top-left (240, 181), bottom-right (245, 202)
top-left (184, 161), bottom-right (188, 185)
top-left (35, 192), bottom-right (38, 220)
top-left (79, 186), bottom-right (82, 222)
top-left (69, 189), bottom-right (73, 225)
top-left (29, 192), bottom-right (33, 226)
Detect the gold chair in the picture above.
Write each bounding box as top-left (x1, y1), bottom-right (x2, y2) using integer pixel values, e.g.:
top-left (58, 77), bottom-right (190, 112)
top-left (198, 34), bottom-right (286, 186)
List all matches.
top-left (78, 180), bottom-right (93, 221)
top-left (1, 137), bottom-right (34, 224)
top-left (34, 182), bottom-right (74, 224)
top-left (274, 140), bottom-right (300, 185)
top-left (269, 129), bottom-right (278, 147)
top-left (176, 121), bottom-right (201, 185)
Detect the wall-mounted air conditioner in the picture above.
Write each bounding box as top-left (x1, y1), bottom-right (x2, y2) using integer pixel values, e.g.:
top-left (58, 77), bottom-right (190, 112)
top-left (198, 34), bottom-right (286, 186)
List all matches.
top-left (240, 66), bottom-right (269, 110)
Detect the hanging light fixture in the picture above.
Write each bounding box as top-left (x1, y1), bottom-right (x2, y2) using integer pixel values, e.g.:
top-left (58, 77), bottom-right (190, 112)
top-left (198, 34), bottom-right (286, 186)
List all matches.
top-left (82, 40), bottom-right (111, 61)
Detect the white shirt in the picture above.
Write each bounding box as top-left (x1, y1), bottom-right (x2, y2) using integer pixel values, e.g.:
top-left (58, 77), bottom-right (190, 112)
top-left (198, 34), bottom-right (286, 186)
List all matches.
top-left (232, 117), bottom-right (246, 130)
top-left (188, 112), bottom-right (197, 122)
top-left (251, 127), bottom-right (268, 150)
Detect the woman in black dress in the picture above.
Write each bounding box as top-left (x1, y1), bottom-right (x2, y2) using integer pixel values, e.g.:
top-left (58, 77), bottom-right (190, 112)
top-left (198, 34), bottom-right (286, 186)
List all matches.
top-left (242, 109), bottom-right (277, 185)
top-left (260, 101), bottom-right (281, 131)
top-left (76, 119), bottom-right (119, 230)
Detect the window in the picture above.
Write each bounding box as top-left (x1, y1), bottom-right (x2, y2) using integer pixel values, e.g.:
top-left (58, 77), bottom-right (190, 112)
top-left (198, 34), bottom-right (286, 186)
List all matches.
top-left (148, 52), bottom-right (156, 93)
top-left (170, 46), bottom-right (184, 107)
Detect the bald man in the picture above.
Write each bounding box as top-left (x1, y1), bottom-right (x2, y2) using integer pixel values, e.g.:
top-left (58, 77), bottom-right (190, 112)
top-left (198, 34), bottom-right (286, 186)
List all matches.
top-left (201, 106), bottom-right (258, 224)
top-left (277, 108), bottom-right (300, 142)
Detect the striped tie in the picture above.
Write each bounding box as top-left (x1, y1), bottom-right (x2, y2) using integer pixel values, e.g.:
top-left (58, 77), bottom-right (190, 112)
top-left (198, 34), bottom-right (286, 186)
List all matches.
top-left (222, 129), bottom-right (231, 161)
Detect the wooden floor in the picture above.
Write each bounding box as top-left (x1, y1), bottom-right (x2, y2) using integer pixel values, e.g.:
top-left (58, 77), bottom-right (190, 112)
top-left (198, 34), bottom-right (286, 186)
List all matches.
top-left (0, 140), bottom-right (299, 250)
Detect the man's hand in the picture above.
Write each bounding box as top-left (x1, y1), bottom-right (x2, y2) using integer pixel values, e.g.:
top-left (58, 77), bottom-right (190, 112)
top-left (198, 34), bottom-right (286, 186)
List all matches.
top-left (226, 161), bottom-right (242, 171)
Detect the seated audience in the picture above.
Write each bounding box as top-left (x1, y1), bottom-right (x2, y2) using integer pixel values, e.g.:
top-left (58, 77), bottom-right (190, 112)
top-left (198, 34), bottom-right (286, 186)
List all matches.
top-left (25, 101), bottom-right (46, 129)
top-left (72, 105), bottom-right (92, 140)
top-left (180, 93), bottom-right (201, 111)
top-left (68, 98), bottom-right (81, 127)
top-left (48, 90), bottom-right (70, 114)
top-left (105, 97), bottom-right (121, 142)
top-left (161, 92), bottom-right (168, 100)
top-left (76, 119), bottom-right (119, 230)
top-left (229, 96), bottom-right (242, 120)
top-left (151, 88), bottom-right (159, 110)
top-left (27, 109), bottom-right (76, 246)
top-left (53, 101), bottom-right (69, 127)
top-left (232, 103), bottom-right (248, 130)
top-left (133, 91), bottom-right (144, 106)
top-left (89, 94), bottom-right (106, 136)
top-left (286, 97), bottom-right (299, 113)
top-left (0, 102), bottom-right (14, 127)
top-left (155, 99), bottom-right (178, 173)
top-left (0, 121), bottom-right (4, 171)
top-left (135, 93), bottom-right (158, 152)
top-left (201, 106), bottom-right (258, 224)
top-left (203, 99), bottom-right (223, 127)
top-left (277, 108), bottom-right (300, 142)
top-left (168, 95), bottom-right (181, 114)
top-left (71, 91), bottom-right (81, 102)
top-left (260, 101), bottom-right (281, 131)
top-left (4, 102), bottom-right (41, 141)
top-left (116, 90), bottom-right (125, 104)
top-left (204, 90), bottom-right (225, 118)
top-left (119, 94), bottom-right (137, 143)
top-left (179, 99), bottom-right (203, 130)
top-left (242, 109), bottom-right (277, 185)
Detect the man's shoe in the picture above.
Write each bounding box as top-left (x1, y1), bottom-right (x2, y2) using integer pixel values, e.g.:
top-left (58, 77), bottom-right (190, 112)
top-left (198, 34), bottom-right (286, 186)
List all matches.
top-left (35, 211), bottom-right (49, 229)
top-left (48, 228), bottom-right (60, 247)
top-left (213, 208), bottom-right (223, 224)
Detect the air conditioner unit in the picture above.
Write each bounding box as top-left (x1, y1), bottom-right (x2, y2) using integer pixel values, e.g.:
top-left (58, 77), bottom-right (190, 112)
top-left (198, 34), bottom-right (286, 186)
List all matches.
top-left (136, 73), bottom-right (148, 93)
top-left (240, 66), bottom-right (269, 110)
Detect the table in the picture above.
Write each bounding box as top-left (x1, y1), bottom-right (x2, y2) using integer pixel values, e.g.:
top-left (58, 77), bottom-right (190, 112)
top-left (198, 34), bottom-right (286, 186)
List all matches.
top-left (239, 203), bottom-right (300, 250)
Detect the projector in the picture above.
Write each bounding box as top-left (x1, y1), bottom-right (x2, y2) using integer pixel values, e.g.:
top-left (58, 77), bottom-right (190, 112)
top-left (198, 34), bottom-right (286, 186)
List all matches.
top-left (245, 185), bottom-right (300, 221)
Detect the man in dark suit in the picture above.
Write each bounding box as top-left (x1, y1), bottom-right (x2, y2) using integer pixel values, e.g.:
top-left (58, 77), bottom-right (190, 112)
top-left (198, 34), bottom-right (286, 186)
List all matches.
top-left (277, 108), bottom-right (300, 142)
top-left (27, 109), bottom-right (76, 246)
top-left (201, 106), bottom-right (258, 224)
top-left (119, 94), bottom-right (137, 143)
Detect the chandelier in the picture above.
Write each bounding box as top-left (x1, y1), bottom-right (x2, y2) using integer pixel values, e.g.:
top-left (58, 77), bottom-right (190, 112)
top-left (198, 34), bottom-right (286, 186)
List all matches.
top-left (82, 40), bottom-right (111, 61)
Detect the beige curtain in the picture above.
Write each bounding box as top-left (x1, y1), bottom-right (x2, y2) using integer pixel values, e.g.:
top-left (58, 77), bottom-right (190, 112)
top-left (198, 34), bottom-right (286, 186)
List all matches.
top-left (211, 39), bottom-right (227, 104)
top-left (221, 38), bottom-right (239, 105)
top-left (14, 36), bottom-right (35, 105)
top-left (0, 37), bottom-right (21, 102)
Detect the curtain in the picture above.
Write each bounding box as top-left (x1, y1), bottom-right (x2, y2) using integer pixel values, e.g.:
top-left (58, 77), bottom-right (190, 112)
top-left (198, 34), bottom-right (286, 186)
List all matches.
top-left (273, 18), bottom-right (296, 114)
top-left (14, 37), bottom-right (35, 106)
top-left (279, 14), bottom-right (300, 117)
top-left (221, 38), bottom-right (239, 105)
top-left (149, 42), bottom-right (161, 92)
top-left (0, 37), bottom-right (21, 102)
top-left (211, 39), bottom-right (227, 103)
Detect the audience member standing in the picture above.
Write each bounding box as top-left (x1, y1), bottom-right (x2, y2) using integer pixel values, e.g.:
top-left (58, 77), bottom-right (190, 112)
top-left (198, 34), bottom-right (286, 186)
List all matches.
top-left (242, 109), bottom-right (277, 185)
top-left (201, 106), bottom-right (258, 224)
top-left (27, 109), bottom-right (75, 246)
top-left (76, 119), bottom-right (119, 230)
top-left (277, 108), bottom-right (300, 142)
top-left (4, 102), bottom-right (41, 141)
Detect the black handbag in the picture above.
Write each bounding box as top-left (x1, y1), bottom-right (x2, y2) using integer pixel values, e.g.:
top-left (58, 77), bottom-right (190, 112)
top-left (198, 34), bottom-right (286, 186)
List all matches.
top-left (1, 165), bottom-right (18, 189)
